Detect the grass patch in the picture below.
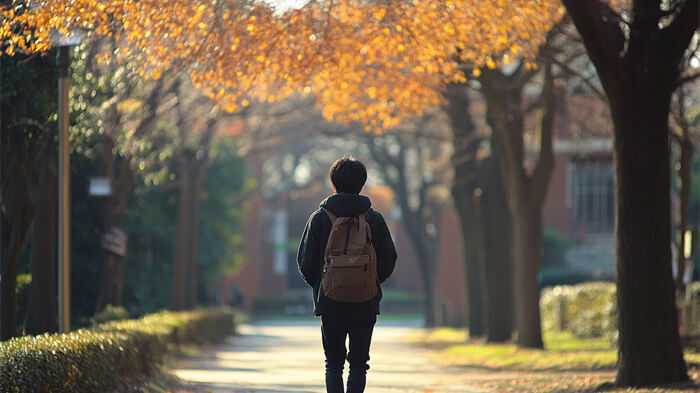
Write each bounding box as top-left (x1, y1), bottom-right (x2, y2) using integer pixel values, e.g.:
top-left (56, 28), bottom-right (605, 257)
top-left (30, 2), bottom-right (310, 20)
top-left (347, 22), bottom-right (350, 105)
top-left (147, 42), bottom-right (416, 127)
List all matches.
top-left (401, 326), bottom-right (469, 348)
top-left (406, 328), bottom-right (700, 373)
top-left (444, 340), bottom-right (617, 371)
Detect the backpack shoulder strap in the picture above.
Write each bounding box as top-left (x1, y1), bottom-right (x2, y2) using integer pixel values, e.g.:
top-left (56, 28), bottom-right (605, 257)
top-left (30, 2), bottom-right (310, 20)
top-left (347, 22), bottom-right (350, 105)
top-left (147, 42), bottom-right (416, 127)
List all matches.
top-left (360, 209), bottom-right (372, 243)
top-left (322, 207), bottom-right (338, 223)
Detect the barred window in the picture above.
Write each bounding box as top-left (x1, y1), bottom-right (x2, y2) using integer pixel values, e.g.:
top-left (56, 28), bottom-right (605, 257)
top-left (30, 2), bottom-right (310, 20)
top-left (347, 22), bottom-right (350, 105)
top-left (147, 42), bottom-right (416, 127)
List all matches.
top-left (566, 156), bottom-right (614, 233)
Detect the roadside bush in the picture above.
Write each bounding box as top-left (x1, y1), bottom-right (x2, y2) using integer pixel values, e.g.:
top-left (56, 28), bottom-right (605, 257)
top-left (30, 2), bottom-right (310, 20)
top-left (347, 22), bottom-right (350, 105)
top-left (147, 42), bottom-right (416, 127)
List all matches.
top-left (684, 282), bottom-right (700, 339)
top-left (90, 305), bottom-right (130, 326)
top-left (541, 282), bottom-right (617, 341)
top-left (0, 307), bottom-right (234, 393)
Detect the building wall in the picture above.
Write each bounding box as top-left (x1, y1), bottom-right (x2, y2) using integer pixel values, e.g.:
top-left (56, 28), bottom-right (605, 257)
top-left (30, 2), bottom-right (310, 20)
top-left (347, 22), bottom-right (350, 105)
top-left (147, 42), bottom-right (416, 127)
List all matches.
top-left (435, 205), bottom-right (467, 326)
top-left (542, 152), bottom-right (573, 236)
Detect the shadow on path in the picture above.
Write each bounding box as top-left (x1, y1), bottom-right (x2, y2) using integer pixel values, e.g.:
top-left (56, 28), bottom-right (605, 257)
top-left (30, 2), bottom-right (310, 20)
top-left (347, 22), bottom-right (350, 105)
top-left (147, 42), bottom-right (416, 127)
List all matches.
top-left (170, 319), bottom-right (488, 393)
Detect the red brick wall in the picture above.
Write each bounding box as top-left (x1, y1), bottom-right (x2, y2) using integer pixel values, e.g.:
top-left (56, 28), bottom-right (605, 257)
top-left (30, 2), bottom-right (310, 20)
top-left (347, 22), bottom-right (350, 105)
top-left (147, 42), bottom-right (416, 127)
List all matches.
top-left (435, 205), bottom-right (467, 326)
top-left (542, 152), bottom-right (573, 235)
top-left (388, 222), bottom-right (423, 291)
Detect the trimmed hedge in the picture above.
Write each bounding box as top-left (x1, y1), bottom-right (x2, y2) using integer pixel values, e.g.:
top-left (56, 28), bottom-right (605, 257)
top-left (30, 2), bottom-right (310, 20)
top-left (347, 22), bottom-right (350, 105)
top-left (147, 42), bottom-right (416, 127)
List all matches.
top-left (0, 307), bottom-right (235, 393)
top-left (541, 282), bottom-right (617, 341)
top-left (541, 281), bottom-right (700, 342)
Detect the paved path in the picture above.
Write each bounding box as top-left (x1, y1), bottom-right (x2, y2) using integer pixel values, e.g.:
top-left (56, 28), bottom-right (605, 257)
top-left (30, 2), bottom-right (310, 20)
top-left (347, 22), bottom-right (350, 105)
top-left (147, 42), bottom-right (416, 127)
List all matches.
top-left (171, 319), bottom-right (487, 393)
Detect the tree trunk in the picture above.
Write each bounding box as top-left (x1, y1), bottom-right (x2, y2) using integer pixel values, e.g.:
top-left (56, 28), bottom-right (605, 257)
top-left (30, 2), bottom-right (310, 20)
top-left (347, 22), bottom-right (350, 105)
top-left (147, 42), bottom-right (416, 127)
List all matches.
top-left (453, 183), bottom-right (486, 336)
top-left (25, 159), bottom-right (58, 335)
top-left (171, 157), bottom-right (194, 310)
top-left (95, 136), bottom-right (134, 312)
top-left (422, 263), bottom-right (437, 327)
top-left (185, 160), bottom-right (207, 308)
top-left (613, 96), bottom-right (687, 386)
top-left (1, 158), bottom-right (35, 340)
top-left (511, 200), bottom-right (544, 348)
top-left (674, 115), bottom-right (693, 301)
top-left (479, 151), bottom-right (514, 342)
top-left (561, 0), bottom-right (697, 384)
top-left (480, 63), bottom-right (555, 348)
top-left (445, 82), bottom-right (487, 336)
top-left (408, 222), bottom-right (438, 327)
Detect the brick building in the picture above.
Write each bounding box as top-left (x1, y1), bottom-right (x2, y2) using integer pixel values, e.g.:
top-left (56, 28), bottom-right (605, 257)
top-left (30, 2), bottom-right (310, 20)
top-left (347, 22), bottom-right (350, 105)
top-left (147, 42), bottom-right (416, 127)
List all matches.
top-left (227, 93), bottom-right (616, 325)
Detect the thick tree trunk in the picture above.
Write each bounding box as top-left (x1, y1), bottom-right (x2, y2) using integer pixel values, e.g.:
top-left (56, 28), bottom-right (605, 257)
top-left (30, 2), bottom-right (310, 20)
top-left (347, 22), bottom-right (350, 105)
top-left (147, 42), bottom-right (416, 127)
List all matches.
top-left (561, 0), bottom-right (697, 385)
top-left (25, 160), bottom-right (58, 335)
top-left (479, 152), bottom-right (513, 342)
top-left (613, 97), bottom-right (687, 386)
top-left (480, 63), bottom-right (555, 348)
top-left (446, 82), bottom-right (487, 336)
top-left (511, 202), bottom-right (544, 348)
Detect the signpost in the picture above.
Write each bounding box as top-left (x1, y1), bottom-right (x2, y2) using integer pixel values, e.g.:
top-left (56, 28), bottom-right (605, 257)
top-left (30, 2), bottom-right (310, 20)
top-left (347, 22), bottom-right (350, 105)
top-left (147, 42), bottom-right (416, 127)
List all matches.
top-left (52, 30), bottom-right (84, 334)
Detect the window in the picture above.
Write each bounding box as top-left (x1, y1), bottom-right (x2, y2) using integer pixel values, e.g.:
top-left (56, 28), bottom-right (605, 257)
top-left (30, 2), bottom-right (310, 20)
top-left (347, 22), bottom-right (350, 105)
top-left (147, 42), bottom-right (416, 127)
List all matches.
top-left (567, 156), bottom-right (614, 233)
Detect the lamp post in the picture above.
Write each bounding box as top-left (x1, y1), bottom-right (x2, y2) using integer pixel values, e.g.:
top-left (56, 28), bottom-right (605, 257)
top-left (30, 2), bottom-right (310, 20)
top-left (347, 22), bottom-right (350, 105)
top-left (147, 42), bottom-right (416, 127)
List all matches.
top-left (52, 31), bottom-right (84, 334)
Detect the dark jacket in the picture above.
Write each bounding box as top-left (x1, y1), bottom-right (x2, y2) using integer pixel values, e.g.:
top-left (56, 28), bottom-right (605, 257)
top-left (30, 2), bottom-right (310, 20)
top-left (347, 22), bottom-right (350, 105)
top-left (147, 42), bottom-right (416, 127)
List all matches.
top-left (297, 193), bottom-right (397, 315)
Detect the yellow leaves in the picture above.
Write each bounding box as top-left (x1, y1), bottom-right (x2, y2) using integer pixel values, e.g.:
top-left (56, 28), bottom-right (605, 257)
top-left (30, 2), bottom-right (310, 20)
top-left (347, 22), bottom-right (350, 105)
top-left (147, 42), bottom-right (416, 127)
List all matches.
top-left (372, 9), bottom-right (386, 21)
top-left (0, 0), bottom-right (563, 132)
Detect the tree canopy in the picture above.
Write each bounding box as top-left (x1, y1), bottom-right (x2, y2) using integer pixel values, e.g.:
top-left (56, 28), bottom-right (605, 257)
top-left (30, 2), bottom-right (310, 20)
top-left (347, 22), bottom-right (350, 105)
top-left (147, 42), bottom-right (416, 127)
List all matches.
top-left (1, 0), bottom-right (563, 130)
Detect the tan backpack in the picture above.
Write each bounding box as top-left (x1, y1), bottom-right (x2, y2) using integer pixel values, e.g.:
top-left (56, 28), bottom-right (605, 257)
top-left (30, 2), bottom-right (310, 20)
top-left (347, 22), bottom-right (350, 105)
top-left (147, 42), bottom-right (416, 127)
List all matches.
top-left (321, 208), bottom-right (378, 303)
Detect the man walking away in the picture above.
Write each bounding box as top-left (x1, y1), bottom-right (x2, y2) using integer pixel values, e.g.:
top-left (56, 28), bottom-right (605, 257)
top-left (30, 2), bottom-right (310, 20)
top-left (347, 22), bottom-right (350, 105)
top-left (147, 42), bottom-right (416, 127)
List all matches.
top-left (297, 155), bottom-right (397, 393)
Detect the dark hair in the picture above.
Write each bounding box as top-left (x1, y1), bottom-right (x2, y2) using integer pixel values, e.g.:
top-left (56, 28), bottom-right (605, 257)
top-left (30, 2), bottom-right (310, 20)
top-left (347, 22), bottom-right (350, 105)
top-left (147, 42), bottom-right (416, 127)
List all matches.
top-left (329, 155), bottom-right (367, 194)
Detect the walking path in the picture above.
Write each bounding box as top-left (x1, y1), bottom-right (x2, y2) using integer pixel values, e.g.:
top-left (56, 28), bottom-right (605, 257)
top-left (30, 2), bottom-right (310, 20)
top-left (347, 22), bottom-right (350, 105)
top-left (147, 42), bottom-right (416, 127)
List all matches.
top-left (170, 319), bottom-right (488, 393)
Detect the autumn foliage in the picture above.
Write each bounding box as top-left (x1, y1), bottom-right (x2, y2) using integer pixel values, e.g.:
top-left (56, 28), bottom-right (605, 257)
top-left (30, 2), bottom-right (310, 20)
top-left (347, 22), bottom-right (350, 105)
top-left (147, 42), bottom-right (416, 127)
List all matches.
top-left (1, 0), bottom-right (562, 130)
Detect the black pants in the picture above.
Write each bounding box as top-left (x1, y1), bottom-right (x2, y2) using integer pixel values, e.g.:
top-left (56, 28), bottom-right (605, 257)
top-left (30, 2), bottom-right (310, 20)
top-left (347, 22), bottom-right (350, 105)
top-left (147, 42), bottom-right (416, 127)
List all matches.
top-left (321, 314), bottom-right (376, 393)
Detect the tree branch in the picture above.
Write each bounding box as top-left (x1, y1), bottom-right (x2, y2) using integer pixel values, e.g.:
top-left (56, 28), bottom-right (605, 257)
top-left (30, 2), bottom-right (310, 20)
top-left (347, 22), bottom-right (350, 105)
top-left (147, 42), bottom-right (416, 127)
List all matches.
top-left (531, 62), bottom-right (557, 207)
top-left (675, 70), bottom-right (700, 90)
top-left (560, 0), bottom-right (624, 99)
top-left (662, 0), bottom-right (699, 76)
top-left (541, 51), bottom-right (607, 102)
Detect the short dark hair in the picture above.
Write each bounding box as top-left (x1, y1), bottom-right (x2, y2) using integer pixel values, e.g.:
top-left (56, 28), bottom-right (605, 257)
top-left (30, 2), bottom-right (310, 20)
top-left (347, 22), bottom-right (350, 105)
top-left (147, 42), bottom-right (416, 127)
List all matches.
top-left (329, 155), bottom-right (367, 194)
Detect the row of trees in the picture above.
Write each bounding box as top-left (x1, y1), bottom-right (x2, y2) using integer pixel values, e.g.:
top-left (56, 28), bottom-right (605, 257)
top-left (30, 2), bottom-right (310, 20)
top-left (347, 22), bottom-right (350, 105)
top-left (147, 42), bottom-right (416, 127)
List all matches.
top-left (0, 33), bottom-right (250, 338)
top-left (1, 0), bottom-right (699, 387)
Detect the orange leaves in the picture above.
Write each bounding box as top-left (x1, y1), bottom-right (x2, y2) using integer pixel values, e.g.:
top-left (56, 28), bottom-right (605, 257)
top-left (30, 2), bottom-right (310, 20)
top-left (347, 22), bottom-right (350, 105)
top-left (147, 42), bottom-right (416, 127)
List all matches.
top-left (0, 0), bottom-right (563, 132)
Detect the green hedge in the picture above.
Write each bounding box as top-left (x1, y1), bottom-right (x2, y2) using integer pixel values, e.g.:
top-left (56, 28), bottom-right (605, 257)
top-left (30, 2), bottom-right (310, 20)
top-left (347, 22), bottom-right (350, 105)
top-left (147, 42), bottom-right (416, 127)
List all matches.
top-left (0, 307), bottom-right (235, 393)
top-left (541, 282), bottom-right (617, 341)
top-left (541, 282), bottom-right (700, 341)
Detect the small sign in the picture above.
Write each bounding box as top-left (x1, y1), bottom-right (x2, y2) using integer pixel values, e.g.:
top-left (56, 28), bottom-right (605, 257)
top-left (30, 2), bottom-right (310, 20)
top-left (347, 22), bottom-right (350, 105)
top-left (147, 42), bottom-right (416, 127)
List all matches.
top-left (89, 176), bottom-right (112, 197)
top-left (102, 227), bottom-right (127, 257)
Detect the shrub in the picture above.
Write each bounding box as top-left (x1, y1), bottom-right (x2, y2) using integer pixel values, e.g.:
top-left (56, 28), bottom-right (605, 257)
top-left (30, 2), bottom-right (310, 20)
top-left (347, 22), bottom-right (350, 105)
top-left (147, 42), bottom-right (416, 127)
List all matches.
top-left (684, 282), bottom-right (700, 339)
top-left (90, 305), bottom-right (130, 326)
top-left (541, 282), bottom-right (617, 341)
top-left (0, 307), bottom-right (234, 393)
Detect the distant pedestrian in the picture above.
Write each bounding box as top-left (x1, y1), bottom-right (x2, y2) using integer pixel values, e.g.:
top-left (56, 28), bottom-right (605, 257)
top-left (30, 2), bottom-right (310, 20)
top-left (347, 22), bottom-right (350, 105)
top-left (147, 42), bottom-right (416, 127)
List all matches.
top-left (297, 155), bottom-right (397, 393)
